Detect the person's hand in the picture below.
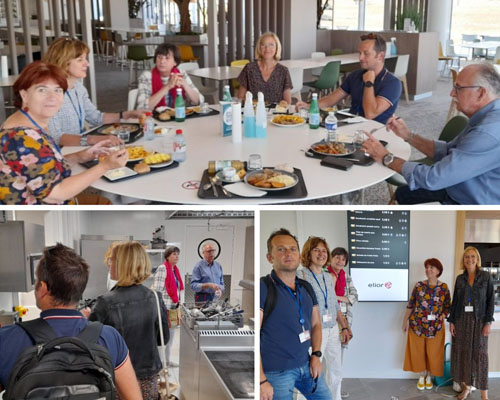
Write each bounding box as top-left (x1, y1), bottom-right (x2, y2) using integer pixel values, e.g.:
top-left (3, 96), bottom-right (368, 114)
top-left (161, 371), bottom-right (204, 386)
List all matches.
top-left (295, 101), bottom-right (310, 111)
top-left (214, 288), bottom-right (222, 299)
top-left (98, 148), bottom-right (128, 170)
top-left (361, 131), bottom-right (389, 164)
top-left (402, 319), bottom-right (408, 333)
top-left (83, 139), bottom-right (122, 162)
top-left (260, 381), bottom-right (273, 400)
top-left (338, 296), bottom-right (348, 303)
top-left (450, 322), bottom-right (456, 337)
top-left (386, 115), bottom-right (411, 141)
top-left (125, 109), bottom-right (148, 120)
top-left (347, 327), bottom-right (353, 340)
top-left (363, 70), bottom-right (376, 84)
top-left (309, 355), bottom-right (322, 378)
top-left (341, 329), bottom-right (350, 343)
top-left (174, 74), bottom-right (186, 89)
top-left (87, 134), bottom-right (123, 147)
top-left (482, 323), bottom-right (491, 337)
top-left (80, 307), bottom-right (91, 319)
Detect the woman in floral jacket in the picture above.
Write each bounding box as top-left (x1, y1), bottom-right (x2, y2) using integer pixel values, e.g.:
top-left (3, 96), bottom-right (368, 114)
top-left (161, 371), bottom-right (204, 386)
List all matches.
top-left (402, 258), bottom-right (451, 391)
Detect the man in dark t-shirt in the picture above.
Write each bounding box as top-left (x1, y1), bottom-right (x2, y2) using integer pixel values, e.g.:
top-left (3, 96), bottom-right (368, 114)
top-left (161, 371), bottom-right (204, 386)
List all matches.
top-left (297, 33), bottom-right (402, 124)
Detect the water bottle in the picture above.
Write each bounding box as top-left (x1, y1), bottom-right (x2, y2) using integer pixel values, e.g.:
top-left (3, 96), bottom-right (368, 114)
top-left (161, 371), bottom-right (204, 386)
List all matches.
top-left (255, 92), bottom-right (267, 138)
top-left (174, 88), bottom-right (185, 122)
top-left (309, 93), bottom-right (320, 129)
top-left (173, 129), bottom-right (186, 162)
top-left (243, 91), bottom-right (256, 138)
top-left (222, 85), bottom-right (232, 102)
top-left (391, 37), bottom-right (397, 56)
top-left (325, 112), bottom-right (338, 143)
top-left (145, 112), bottom-right (155, 141)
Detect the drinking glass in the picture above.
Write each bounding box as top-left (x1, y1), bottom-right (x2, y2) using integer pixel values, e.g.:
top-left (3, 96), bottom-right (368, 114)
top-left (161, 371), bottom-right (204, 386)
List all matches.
top-left (353, 130), bottom-right (367, 150)
top-left (200, 102), bottom-right (210, 114)
top-left (248, 154), bottom-right (262, 170)
top-left (299, 108), bottom-right (309, 120)
top-left (117, 129), bottom-right (130, 143)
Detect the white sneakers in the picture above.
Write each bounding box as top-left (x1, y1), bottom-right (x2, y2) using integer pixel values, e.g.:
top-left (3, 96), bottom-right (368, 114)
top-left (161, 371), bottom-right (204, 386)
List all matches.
top-left (417, 375), bottom-right (433, 390)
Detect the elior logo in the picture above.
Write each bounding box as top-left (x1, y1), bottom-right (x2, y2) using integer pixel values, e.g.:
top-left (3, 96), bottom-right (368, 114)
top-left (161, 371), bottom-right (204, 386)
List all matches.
top-left (385, 282), bottom-right (392, 289)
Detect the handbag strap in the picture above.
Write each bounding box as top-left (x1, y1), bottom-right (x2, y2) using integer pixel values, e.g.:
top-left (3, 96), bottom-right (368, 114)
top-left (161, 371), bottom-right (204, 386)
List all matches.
top-left (151, 289), bottom-right (168, 367)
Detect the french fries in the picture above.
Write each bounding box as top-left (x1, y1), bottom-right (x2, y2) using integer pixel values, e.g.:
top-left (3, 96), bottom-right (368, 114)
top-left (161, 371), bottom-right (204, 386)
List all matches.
top-left (272, 115), bottom-right (305, 125)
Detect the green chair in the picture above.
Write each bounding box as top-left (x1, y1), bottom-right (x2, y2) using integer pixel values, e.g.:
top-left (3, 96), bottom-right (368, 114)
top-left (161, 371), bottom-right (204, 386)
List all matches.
top-left (386, 115), bottom-right (469, 204)
top-left (127, 45), bottom-right (154, 87)
top-left (331, 48), bottom-right (343, 56)
top-left (304, 60), bottom-right (341, 98)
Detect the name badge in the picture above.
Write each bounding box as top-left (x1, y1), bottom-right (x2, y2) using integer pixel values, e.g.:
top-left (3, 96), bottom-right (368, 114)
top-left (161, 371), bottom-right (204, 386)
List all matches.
top-left (465, 305), bottom-right (474, 312)
top-left (323, 314), bottom-right (333, 323)
top-left (341, 304), bottom-right (347, 313)
top-left (299, 329), bottom-right (311, 343)
top-left (427, 314), bottom-right (436, 321)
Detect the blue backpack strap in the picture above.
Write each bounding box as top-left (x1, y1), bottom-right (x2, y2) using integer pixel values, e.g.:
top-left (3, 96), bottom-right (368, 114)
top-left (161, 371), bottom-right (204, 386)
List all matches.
top-left (261, 274), bottom-right (277, 327)
top-left (77, 321), bottom-right (104, 344)
top-left (16, 319), bottom-right (57, 345)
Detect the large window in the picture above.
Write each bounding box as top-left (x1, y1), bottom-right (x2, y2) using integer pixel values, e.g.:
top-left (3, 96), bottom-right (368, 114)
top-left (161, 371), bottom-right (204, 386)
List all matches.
top-left (450, 0), bottom-right (500, 44)
top-left (364, 0), bottom-right (384, 32)
top-left (333, 0), bottom-right (359, 30)
top-left (319, 0), bottom-right (385, 31)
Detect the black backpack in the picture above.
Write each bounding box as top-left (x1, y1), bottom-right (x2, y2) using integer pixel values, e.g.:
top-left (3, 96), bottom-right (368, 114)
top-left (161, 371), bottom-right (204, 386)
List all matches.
top-left (5, 319), bottom-right (115, 400)
top-left (261, 274), bottom-right (316, 327)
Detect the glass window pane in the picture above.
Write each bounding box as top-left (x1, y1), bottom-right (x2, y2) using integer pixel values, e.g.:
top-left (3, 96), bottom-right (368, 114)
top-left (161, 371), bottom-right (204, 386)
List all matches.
top-left (333, 0), bottom-right (359, 30)
top-left (364, 0), bottom-right (384, 32)
top-left (319, 0), bottom-right (334, 30)
top-left (451, 0), bottom-right (500, 44)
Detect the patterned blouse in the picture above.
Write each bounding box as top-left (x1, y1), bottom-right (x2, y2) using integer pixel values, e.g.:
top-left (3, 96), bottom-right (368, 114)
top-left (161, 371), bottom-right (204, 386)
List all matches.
top-left (152, 264), bottom-right (182, 310)
top-left (0, 126), bottom-right (72, 204)
top-left (407, 280), bottom-right (451, 338)
top-left (237, 61), bottom-right (293, 103)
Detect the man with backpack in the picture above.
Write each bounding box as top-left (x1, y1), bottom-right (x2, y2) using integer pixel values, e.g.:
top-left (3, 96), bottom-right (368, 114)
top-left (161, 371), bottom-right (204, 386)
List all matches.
top-left (260, 228), bottom-right (331, 400)
top-left (0, 243), bottom-right (142, 400)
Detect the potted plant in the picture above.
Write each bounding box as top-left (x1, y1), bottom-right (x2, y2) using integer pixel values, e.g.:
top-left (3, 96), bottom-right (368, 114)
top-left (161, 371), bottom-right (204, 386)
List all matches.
top-left (128, 0), bottom-right (149, 19)
top-left (396, 6), bottom-right (423, 32)
top-left (170, 0), bottom-right (207, 44)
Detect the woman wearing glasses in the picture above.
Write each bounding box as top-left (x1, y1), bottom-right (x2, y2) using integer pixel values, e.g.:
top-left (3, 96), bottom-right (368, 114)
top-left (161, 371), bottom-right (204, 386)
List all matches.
top-left (402, 258), bottom-right (451, 391)
top-left (237, 32), bottom-right (292, 104)
top-left (43, 38), bottom-right (146, 146)
top-left (300, 237), bottom-right (351, 399)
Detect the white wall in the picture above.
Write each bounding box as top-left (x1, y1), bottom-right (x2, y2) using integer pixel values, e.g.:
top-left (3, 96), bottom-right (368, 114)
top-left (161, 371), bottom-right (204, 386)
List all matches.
top-left (285, 0), bottom-right (317, 60)
top-left (427, 0), bottom-right (453, 51)
top-left (260, 210), bottom-right (457, 379)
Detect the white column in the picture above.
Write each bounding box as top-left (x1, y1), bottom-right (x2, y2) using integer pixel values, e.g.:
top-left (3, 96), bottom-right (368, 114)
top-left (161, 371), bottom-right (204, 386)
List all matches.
top-left (427, 0), bottom-right (452, 49)
top-left (80, 0), bottom-right (97, 104)
top-left (207, 0), bottom-right (218, 67)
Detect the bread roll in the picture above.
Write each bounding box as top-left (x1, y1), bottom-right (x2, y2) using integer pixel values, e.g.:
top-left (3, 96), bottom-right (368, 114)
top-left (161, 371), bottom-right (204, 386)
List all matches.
top-left (133, 162), bottom-right (151, 174)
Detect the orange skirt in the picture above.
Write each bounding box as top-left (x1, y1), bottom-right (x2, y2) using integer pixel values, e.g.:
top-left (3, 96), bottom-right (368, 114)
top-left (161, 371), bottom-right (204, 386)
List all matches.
top-left (403, 327), bottom-right (445, 376)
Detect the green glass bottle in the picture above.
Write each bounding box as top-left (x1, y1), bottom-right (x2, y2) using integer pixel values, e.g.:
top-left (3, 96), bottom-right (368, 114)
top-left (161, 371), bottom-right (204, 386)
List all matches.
top-left (309, 93), bottom-right (320, 129)
top-left (175, 88), bottom-right (185, 122)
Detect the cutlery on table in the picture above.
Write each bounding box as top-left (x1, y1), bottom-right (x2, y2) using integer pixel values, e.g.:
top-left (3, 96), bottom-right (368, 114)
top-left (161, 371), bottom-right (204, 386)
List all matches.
top-left (209, 176), bottom-right (218, 197)
top-left (214, 175), bottom-right (232, 197)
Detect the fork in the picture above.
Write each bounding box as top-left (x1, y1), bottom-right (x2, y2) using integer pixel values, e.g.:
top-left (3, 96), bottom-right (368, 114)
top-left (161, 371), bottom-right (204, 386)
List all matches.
top-left (209, 176), bottom-right (218, 197)
top-left (213, 175), bottom-right (233, 197)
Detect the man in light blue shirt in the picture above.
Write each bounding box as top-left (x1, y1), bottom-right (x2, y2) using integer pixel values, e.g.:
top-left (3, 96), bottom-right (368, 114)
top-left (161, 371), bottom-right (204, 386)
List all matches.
top-left (190, 244), bottom-right (225, 303)
top-left (362, 63), bottom-right (500, 204)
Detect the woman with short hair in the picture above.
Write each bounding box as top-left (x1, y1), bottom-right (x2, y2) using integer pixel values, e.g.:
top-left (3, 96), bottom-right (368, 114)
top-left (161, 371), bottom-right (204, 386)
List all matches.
top-left (237, 32), bottom-right (292, 104)
top-left (90, 241), bottom-right (169, 400)
top-left (136, 43), bottom-right (203, 110)
top-left (402, 258), bottom-right (451, 391)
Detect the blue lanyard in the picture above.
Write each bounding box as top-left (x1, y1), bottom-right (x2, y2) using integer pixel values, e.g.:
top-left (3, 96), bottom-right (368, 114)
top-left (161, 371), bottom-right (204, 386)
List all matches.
top-left (66, 91), bottom-right (84, 133)
top-left (284, 282), bottom-right (305, 328)
top-left (311, 271), bottom-right (328, 310)
top-left (468, 284), bottom-right (473, 304)
top-left (20, 109), bottom-right (48, 136)
top-left (427, 281), bottom-right (437, 314)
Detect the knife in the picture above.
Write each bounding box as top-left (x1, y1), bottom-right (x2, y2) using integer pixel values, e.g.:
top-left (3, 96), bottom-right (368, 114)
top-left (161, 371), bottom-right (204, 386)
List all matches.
top-left (215, 177), bottom-right (232, 197)
top-left (209, 176), bottom-right (218, 197)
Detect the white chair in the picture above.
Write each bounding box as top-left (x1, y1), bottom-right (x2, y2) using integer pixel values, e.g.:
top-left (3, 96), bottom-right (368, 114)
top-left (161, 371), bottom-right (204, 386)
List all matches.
top-left (311, 51), bottom-right (326, 77)
top-left (493, 46), bottom-right (500, 64)
top-left (447, 40), bottom-right (468, 68)
top-left (393, 54), bottom-right (410, 104)
top-left (177, 61), bottom-right (217, 103)
top-left (289, 68), bottom-right (303, 101)
top-left (128, 88), bottom-right (138, 111)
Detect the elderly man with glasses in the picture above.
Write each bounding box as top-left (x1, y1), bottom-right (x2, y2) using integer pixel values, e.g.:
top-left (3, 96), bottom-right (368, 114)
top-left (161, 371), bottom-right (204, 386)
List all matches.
top-left (190, 243), bottom-right (225, 303)
top-left (362, 62), bottom-right (500, 205)
top-left (297, 32), bottom-right (402, 124)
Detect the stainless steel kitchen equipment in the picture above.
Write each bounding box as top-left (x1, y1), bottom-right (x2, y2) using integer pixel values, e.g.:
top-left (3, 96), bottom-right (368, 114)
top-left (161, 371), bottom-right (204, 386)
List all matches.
top-left (179, 301), bottom-right (254, 400)
top-left (0, 221), bottom-right (45, 292)
top-left (184, 274), bottom-right (232, 303)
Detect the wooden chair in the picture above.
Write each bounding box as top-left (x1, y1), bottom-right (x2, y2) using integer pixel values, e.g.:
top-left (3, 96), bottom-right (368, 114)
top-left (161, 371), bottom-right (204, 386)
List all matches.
top-left (178, 45), bottom-right (199, 62)
top-left (438, 42), bottom-right (454, 77)
top-left (393, 54), bottom-right (410, 104)
top-left (230, 59), bottom-right (250, 91)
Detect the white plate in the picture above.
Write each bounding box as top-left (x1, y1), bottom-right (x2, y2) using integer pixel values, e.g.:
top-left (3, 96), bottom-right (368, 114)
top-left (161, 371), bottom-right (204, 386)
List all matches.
top-left (244, 169), bottom-right (299, 191)
top-left (149, 159), bottom-right (174, 169)
top-left (216, 170), bottom-right (241, 183)
top-left (270, 118), bottom-right (306, 128)
top-left (104, 167), bottom-right (137, 181)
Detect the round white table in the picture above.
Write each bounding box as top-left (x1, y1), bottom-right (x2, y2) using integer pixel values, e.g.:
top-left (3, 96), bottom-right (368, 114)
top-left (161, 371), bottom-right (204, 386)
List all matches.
top-left (65, 110), bottom-right (411, 204)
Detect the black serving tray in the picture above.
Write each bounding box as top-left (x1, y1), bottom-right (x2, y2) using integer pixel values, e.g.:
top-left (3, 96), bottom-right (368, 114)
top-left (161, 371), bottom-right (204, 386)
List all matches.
top-left (86, 123), bottom-right (144, 144)
top-left (153, 107), bottom-right (219, 122)
top-left (304, 140), bottom-right (388, 167)
top-left (197, 167), bottom-right (308, 199)
top-left (81, 159), bottom-right (179, 183)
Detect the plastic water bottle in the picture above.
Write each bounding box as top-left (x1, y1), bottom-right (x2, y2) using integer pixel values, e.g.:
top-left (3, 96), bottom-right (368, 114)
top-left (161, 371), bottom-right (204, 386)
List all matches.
top-left (222, 85), bottom-right (232, 102)
top-left (309, 93), bottom-right (320, 129)
top-left (174, 88), bottom-right (185, 122)
top-left (391, 37), bottom-right (397, 56)
top-left (325, 112), bottom-right (338, 142)
top-left (145, 112), bottom-right (155, 141)
top-left (255, 92), bottom-right (267, 138)
top-left (243, 91), bottom-right (256, 138)
top-left (172, 129), bottom-right (186, 162)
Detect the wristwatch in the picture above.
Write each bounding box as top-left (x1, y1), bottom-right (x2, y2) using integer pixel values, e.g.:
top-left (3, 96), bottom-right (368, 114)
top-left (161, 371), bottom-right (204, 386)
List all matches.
top-left (80, 134), bottom-right (88, 146)
top-left (311, 350), bottom-right (322, 358)
top-left (382, 152), bottom-right (395, 167)
top-left (364, 81), bottom-right (374, 88)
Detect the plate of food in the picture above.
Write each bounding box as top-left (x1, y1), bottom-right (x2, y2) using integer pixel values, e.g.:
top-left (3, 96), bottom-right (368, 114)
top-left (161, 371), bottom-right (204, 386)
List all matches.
top-left (96, 123), bottom-right (141, 136)
top-left (321, 107), bottom-right (337, 113)
top-left (271, 115), bottom-right (306, 127)
top-left (144, 153), bottom-right (173, 168)
top-left (310, 141), bottom-right (356, 156)
top-left (153, 107), bottom-right (175, 122)
top-left (104, 167), bottom-right (137, 181)
top-left (126, 145), bottom-right (150, 162)
top-left (244, 168), bottom-right (298, 191)
top-left (215, 170), bottom-right (242, 183)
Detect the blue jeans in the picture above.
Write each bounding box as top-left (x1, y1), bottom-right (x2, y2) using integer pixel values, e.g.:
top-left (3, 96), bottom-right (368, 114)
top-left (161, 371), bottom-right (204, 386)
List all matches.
top-left (265, 362), bottom-right (331, 400)
top-left (395, 185), bottom-right (459, 205)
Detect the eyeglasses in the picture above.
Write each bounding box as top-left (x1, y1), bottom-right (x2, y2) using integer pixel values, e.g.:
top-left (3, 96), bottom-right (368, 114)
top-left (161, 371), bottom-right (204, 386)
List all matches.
top-left (452, 84), bottom-right (482, 93)
top-left (361, 33), bottom-right (378, 40)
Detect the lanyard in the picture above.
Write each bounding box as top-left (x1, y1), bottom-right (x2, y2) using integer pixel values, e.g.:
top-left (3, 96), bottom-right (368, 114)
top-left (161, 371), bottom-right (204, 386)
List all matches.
top-left (20, 109), bottom-right (48, 136)
top-left (311, 271), bottom-right (328, 310)
top-left (427, 281), bottom-right (437, 314)
top-left (284, 282), bottom-right (305, 328)
top-left (66, 91), bottom-right (84, 133)
top-left (467, 284), bottom-right (473, 304)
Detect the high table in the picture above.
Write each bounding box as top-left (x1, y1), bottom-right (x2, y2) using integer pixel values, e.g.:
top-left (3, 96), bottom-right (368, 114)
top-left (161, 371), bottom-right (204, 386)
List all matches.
top-left (64, 108), bottom-right (411, 205)
top-left (461, 41), bottom-right (500, 59)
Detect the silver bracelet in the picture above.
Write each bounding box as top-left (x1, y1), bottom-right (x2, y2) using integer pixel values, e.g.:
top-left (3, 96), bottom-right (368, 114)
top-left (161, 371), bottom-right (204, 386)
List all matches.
top-left (406, 131), bottom-right (416, 143)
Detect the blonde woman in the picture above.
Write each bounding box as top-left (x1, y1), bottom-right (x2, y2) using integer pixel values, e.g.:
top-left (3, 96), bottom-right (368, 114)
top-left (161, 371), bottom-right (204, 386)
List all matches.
top-left (43, 37), bottom-right (146, 146)
top-left (448, 246), bottom-right (494, 400)
top-left (90, 241), bottom-right (169, 400)
top-left (237, 32), bottom-right (292, 104)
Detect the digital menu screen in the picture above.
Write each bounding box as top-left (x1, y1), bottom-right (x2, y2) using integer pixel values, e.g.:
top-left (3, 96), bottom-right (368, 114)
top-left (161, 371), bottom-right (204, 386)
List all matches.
top-left (347, 211), bottom-right (410, 302)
